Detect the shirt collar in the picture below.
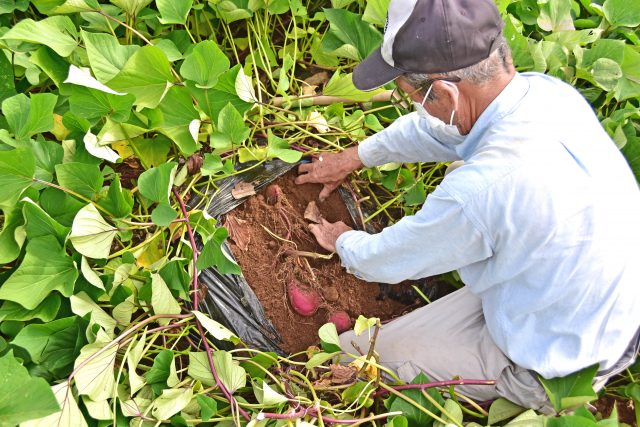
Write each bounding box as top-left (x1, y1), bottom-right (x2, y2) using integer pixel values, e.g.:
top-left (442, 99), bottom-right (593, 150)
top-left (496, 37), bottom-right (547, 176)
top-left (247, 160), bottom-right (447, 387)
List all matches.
top-left (456, 73), bottom-right (531, 159)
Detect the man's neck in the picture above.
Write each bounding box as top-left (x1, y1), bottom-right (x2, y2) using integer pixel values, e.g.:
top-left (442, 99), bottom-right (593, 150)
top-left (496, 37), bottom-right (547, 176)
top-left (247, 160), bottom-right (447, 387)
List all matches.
top-left (459, 68), bottom-right (516, 134)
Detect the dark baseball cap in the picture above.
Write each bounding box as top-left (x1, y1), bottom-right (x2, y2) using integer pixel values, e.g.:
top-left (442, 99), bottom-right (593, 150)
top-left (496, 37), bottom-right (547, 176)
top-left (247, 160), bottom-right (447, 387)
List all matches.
top-left (353, 0), bottom-right (504, 91)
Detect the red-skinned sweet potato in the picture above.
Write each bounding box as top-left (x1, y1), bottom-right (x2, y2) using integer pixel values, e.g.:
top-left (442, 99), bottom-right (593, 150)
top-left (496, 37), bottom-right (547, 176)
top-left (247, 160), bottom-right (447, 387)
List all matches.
top-left (287, 279), bottom-right (320, 317)
top-left (264, 184), bottom-right (283, 204)
top-left (328, 311), bottom-right (352, 333)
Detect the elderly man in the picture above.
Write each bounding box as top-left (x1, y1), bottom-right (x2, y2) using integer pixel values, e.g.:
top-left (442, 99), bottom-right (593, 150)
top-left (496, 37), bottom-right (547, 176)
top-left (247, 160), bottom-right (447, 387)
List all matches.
top-left (295, 0), bottom-right (640, 411)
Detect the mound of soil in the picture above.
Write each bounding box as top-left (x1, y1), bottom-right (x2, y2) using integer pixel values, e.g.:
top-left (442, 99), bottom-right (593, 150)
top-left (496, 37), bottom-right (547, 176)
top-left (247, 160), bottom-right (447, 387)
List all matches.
top-left (225, 171), bottom-right (414, 353)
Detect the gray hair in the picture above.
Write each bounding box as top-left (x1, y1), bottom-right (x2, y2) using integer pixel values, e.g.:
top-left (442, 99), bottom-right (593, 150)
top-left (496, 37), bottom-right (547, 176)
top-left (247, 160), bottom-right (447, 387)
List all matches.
top-left (403, 35), bottom-right (512, 100)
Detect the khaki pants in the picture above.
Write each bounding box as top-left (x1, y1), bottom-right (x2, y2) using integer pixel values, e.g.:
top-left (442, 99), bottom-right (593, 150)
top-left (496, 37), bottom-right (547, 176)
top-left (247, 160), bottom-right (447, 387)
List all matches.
top-left (339, 287), bottom-right (638, 412)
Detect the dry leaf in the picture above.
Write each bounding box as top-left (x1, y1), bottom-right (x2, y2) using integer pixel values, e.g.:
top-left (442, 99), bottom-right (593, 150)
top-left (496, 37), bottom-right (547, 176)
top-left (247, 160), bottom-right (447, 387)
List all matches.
top-left (329, 364), bottom-right (357, 385)
top-left (187, 153), bottom-right (203, 175)
top-left (304, 201), bottom-right (323, 223)
top-left (312, 377), bottom-right (333, 388)
top-left (302, 84), bottom-right (317, 96)
top-left (304, 71), bottom-right (329, 87)
top-left (231, 182), bottom-right (256, 199)
top-left (349, 356), bottom-right (378, 380)
top-left (224, 214), bottom-right (251, 251)
top-left (307, 111), bottom-right (330, 133)
top-left (305, 345), bottom-right (321, 360)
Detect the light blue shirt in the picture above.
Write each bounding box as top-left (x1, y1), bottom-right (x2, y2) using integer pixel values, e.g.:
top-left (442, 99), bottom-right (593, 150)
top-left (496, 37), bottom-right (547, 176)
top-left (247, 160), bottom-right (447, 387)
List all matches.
top-left (336, 72), bottom-right (640, 378)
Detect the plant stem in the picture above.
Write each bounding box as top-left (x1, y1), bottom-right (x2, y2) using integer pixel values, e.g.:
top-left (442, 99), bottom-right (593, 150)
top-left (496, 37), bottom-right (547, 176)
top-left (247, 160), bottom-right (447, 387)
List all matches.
top-left (284, 249), bottom-right (334, 260)
top-left (270, 91), bottom-right (394, 108)
top-left (98, 10), bottom-right (152, 45)
top-left (450, 387), bottom-right (488, 418)
top-left (173, 188), bottom-right (200, 310)
top-left (378, 382), bottom-right (450, 425)
top-left (33, 178), bottom-right (115, 218)
top-left (358, 321), bottom-right (380, 378)
top-left (412, 285), bottom-right (432, 304)
top-left (173, 188), bottom-right (251, 422)
top-left (373, 379), bottom-right (496, 398)
top-left (121, 218), bottom-right (187, 227)
top-left (420, 389), bottom-right (464, 427)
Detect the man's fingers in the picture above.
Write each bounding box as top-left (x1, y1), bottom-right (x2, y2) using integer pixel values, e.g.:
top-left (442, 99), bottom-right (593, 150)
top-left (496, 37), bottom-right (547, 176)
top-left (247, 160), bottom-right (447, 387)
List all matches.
top-left (294, 173), bottom-right (313, 185)
top-left (318, 186), bottom-right (332, 202)
top-left (298, 162), bottom-right (314, 174)
top-left (318, 181), bottom-right (341, 201)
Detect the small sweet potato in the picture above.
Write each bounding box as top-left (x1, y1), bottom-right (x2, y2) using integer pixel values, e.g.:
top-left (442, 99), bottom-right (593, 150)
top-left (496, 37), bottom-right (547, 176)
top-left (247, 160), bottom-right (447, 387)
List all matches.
top-left (328, 311), bottom-right (352, 333)
top-left (264, 184), bottom-right (283, 204)
top-left (287, 279), bottom-right (320, 317)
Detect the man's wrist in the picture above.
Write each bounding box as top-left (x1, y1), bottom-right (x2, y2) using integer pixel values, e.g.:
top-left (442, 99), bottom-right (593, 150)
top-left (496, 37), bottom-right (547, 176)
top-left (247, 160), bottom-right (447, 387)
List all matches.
top-left (335, 230), bottom-right (356, 256)
top-left (344, 146), bottom-right (363, 172)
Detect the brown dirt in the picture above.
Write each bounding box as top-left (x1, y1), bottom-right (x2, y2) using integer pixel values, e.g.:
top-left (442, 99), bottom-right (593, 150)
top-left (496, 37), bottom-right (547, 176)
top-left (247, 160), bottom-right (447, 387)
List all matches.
top-left (226, 171), bottom-right (414, 354)
top-left (593, 395), bottom-right (637, 426)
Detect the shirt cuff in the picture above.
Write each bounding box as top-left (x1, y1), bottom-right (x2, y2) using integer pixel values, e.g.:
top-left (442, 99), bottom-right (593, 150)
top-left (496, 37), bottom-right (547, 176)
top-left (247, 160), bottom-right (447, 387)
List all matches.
top-left (358, 135), bottom-right (386, 168)
top-left (335, 230), bottom-right (366, 276)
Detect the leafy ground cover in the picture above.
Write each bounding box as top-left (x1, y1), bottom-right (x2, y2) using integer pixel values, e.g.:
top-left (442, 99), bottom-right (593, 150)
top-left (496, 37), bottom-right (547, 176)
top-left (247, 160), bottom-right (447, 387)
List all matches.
top-left (0, 0), bottom-right (638, 426)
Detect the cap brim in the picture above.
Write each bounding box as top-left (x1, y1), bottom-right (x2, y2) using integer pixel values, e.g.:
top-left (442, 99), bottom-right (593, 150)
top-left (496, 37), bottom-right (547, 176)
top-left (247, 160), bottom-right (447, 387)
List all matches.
top-left (353, 48), bottom-right (404, 91)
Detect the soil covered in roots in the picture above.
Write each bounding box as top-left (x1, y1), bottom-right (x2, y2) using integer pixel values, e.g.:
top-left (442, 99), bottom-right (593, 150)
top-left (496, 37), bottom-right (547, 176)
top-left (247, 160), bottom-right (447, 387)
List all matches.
top-left (225, 171), bottom-right (416, 353)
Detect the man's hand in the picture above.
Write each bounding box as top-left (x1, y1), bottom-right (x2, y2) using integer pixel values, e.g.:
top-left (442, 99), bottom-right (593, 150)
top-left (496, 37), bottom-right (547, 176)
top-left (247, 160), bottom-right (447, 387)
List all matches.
top-left (309, 219), bottom-right (352, 252)
top-left (295, 146), bottom-right (363, 201)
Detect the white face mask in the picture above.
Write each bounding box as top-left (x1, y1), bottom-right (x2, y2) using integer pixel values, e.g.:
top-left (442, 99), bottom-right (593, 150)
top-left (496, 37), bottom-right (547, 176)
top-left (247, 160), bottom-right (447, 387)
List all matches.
top-left (414, 81), bottom-right (466, 144)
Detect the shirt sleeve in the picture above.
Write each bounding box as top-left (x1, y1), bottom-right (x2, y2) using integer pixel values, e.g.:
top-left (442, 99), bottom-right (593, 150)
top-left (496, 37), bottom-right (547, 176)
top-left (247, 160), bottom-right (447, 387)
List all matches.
top-left (358, 112), bottom-right (461, 167)
top-left (335, 187), bottom-right (493, 284)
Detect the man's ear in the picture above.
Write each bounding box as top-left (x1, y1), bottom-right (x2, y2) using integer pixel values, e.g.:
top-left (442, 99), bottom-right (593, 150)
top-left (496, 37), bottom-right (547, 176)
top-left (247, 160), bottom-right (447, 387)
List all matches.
top-left (434, 80), bottom-right (459, 112)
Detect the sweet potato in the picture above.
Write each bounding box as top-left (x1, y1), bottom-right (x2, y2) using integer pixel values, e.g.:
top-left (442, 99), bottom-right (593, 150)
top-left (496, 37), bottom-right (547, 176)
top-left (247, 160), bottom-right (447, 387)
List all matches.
top-left (287, 279), bottom-right (320, 317)
top-left (264, 184), bottom-right (283, 204)
top-left (328, 311), bottom-right (352, 333)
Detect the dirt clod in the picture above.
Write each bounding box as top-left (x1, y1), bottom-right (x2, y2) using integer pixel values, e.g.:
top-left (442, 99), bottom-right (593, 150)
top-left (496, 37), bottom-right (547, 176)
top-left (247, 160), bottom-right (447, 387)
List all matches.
top-left (322, 286), bottom-right (339, 302)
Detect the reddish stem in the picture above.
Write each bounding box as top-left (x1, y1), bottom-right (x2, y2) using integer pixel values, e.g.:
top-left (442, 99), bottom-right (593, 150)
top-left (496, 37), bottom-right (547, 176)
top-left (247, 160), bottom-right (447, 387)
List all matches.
top-left (260, 407), bottom-right (391, 424)
top-left (372, 379), bottom-right (496, 398)
top-left (173, 188), bottom-right (251, 421)
top-left (173, 188), bottom-right (201, 310)
top-left (261, 407), bottom-right (310, 420)
top-left (278, 207), bottom-right (293, 240)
